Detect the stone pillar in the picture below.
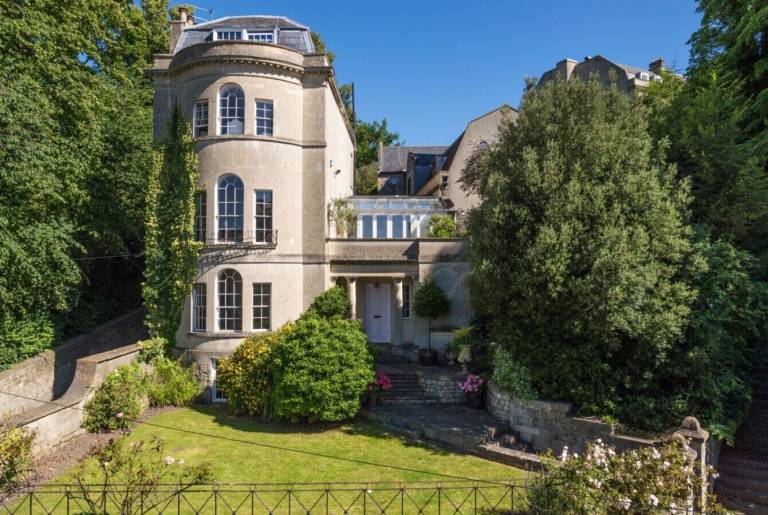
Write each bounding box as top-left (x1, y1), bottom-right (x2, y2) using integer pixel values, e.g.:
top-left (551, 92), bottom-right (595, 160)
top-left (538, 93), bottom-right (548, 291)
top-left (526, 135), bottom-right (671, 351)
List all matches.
top-left (348, 277), bottom-right (357, 320)
top-left (673, 416), bottom-right (710, 514)
top-left (392, 278), bottom-right (404, 346)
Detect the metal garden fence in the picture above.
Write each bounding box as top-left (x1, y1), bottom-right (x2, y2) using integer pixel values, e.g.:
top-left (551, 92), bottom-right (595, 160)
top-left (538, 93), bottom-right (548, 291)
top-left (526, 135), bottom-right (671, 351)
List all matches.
top-left (1, 480), bottom-right (532, 515)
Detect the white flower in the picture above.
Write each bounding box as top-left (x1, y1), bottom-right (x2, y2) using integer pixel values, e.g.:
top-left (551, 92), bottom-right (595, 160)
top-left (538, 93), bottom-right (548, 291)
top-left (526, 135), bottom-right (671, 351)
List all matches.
top-left (560, 446), bottom-right (569, 463)
top-left (635, 460), bottom-right (642, 470)
top-left (596, 438), bottom-right (602, 444)
top-left (662, 460), bottom-right (670, 470)
top-left (651, 448), bottom-right (661, 460)
top-left (164, 456), bottom-right (175, 465)
top-left (617, 498), bottom-right (632, 510)
top-left (649, 494), bottom-right (659, 507)
top-left (588, 478), bottom-right (602, 489)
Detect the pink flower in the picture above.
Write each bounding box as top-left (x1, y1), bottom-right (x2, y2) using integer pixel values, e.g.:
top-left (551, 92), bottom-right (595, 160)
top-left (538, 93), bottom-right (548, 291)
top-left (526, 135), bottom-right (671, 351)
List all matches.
top-left (115, 412), bottom-right (124, 419)
top-left (458, 374), bottom-right (484, 393)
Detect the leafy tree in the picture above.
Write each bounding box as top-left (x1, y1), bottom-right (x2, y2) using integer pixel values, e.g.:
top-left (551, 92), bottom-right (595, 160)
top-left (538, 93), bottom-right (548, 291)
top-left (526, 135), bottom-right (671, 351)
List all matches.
top-left (689, 0), bottom-right (768, 141)
top-left (464, 78), bottom-right (696, 420)
top-left (142, 105), bottom-right (201, 345)
top-left (645, 71), bottom-right (768, 259)
top-left (354, 162), bottom-right (380, 195)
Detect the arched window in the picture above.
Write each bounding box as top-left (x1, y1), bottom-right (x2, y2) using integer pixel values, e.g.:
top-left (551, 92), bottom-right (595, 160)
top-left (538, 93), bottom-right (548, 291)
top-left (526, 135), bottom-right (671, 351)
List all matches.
top-left (217, 269), bottom-right (242, 331)
top-left (217, 175), bottom-right (243, 243)
top-left (219, 85), bottom-right (244, 135)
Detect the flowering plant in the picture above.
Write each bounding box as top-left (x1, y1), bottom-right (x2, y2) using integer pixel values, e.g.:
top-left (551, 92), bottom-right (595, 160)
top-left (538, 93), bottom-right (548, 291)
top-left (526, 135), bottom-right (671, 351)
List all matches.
top-left (458, 373), bottom-right (484, 393)
top-left (369, 371), bottom-right (392, 391)
top-left (528, 439), bottom-right (725, 514)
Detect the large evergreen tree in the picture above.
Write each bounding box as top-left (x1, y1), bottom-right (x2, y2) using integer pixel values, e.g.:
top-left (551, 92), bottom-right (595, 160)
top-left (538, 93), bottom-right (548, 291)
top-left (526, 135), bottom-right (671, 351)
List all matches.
top-left (464, 78), bottom-right (696, 418)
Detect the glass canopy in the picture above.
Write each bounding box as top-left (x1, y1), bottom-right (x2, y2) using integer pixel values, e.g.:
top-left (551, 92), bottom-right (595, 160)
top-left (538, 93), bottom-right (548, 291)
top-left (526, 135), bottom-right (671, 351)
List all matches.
top-left (349, 196), bottom-right (447, 214)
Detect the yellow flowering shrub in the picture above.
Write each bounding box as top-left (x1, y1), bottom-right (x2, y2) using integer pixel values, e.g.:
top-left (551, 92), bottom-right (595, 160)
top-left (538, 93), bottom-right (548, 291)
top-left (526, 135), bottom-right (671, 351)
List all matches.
top-left (216, 326), bottom-right (289, 416)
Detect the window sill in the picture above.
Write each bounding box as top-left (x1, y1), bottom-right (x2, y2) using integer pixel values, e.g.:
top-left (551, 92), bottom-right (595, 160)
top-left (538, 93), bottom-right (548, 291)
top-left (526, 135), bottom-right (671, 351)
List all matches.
top-left (189, 330), bottom-right (271, 338)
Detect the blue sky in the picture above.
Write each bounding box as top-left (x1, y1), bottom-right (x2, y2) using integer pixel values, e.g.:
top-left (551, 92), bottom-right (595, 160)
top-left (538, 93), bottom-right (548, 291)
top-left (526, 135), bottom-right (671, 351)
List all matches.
top-left (195, 0), bottom-right (702, 145)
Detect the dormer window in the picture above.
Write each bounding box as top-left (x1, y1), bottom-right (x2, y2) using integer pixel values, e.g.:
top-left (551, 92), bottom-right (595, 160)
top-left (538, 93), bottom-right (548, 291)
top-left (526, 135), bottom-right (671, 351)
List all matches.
top-left (216, 30), bottom-right (243, 41)
top-left (247, 31), bottom-right (274, 43)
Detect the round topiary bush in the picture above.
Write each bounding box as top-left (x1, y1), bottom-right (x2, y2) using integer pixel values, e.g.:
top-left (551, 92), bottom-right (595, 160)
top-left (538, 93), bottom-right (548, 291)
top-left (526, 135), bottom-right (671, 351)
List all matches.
top-left (305, 285), bottom-right (350, 319)
top-left (216, 328), bottom-right (286, 416)
top-left (270, 315), bottom-right (374, 422)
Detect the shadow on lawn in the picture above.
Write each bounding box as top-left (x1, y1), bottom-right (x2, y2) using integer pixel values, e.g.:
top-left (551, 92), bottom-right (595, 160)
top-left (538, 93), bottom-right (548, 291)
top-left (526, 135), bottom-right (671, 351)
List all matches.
top-left (188, 404), bottom-right (453, 457)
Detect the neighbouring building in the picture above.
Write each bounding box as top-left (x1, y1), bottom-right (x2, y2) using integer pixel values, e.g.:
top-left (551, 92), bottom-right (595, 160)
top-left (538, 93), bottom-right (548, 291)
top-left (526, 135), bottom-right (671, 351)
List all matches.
top-left (537, 55), bottom-right (671, 94)
top-left (148, 11), bottom-right (474, 401)
top-left (377, 105), bottom-right (517, 225)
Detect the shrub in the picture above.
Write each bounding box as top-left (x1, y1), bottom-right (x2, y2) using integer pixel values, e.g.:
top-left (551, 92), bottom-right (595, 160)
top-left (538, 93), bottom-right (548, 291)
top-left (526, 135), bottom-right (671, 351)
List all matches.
top-left (492, 347), bottom-right (537, 400)
top-left (82, 363), bottom-right (148, 432)
top-left (147, 357), bottom-right (199, 407)
top-left (217, 329), bottom-right (286, 416)
top-left (305, 285), bottom-right (350, 320)
top-left (0, 426), bottom-right (34, 488)
top-left (137, 337), bottom-right (167, 364)
top-left (528, 439), bottom-right (723, 514)
top-left (270, 315), bottom-right (374, 422)
top-left (72, 437), bottom-right (212, 514)
top-left (428, 214), bottom-right (457, 238)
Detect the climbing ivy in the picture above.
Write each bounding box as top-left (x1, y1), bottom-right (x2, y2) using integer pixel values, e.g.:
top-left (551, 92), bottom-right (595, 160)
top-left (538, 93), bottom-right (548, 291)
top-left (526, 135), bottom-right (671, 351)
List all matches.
top-left (142, 105), bottom-right (201, 346)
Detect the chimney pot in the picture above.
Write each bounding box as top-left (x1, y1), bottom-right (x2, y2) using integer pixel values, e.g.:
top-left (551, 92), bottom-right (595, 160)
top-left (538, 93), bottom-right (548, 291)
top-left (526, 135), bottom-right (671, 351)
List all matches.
top-left (178, 7), bottom-right (188, 22)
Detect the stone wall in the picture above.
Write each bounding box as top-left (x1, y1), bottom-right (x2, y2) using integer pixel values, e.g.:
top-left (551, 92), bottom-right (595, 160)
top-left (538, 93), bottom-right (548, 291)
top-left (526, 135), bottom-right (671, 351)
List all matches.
top-left (486, 382), bottom-right (655, 455)
top-left (16, 344), bottom-right (142, 454)
top-left (416, 368), bottom-right (464, 404)
top-left (0, 309), bottom-right (147, 418)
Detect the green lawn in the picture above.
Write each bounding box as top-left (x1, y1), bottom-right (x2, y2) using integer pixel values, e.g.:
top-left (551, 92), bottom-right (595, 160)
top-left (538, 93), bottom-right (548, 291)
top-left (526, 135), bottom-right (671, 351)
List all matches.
top-left (20, 407), bottom-right (529, 513)
top-left (75, 406), bottom-right (526, 484)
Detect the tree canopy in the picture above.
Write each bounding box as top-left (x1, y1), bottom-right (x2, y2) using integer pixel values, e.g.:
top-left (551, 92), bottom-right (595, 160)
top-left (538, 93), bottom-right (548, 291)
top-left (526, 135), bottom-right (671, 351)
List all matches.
top-left (0, 0), bottom-right (167, 367)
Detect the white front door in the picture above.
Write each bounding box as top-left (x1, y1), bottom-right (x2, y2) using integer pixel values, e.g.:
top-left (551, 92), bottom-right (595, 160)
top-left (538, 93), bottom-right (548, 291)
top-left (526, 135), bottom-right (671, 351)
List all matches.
top-left (365, 283), bottom-right (391, 343)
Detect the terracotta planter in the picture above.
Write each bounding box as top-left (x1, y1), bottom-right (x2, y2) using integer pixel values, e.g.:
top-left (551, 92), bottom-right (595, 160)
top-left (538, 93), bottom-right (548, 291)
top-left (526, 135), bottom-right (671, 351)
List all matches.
top-left (418, 348), bottom-right (439, 367)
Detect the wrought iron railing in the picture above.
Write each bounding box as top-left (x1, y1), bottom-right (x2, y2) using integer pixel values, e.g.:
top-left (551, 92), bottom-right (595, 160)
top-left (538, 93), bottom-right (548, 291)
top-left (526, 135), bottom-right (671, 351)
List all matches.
top-left (2, 480), bottom-right (532, 514)
top-left (199, 230), bottom-right (278, 249)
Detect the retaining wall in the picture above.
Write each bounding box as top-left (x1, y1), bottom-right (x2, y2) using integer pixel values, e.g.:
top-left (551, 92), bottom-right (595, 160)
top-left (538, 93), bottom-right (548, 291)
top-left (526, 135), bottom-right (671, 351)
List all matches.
top-left (0, 308), bottom-right (147, 419)
top-left (486, 382), bottom-right (655, 454)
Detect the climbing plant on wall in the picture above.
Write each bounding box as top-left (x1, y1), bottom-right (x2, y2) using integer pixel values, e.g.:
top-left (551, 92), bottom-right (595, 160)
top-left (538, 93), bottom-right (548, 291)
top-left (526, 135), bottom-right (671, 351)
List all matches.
top-left (142, 104), bottom-right (201, 346)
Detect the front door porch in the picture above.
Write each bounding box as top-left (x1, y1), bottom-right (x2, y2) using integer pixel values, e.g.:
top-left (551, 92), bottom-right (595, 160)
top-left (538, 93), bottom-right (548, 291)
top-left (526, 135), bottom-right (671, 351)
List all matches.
top-left (333, 274), bottom-right (416, 346)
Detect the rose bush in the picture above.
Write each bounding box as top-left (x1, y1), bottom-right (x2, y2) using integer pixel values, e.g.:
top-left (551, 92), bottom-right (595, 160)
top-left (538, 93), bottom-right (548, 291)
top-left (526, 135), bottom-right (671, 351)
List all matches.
top-left (527, 439), bottom-right (724, 514)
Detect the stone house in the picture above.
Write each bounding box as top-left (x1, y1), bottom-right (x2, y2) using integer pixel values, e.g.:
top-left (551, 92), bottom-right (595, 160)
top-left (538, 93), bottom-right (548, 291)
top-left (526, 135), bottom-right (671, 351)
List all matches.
top-left (537, 55), bottom-right (672, 94)
top-left (148, 11), bottom-right (475, 401)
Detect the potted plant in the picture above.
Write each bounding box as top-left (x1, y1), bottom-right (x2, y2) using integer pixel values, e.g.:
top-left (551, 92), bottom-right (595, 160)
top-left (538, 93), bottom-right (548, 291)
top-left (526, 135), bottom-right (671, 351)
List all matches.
top-left (458, 374), bottom-right (485, 409)
top-left (367, 370), bottom-right (392, 409)
top-left (328, 197), bottom-right (357, 238)
top-left (413, 276), bottom-right (450, 366)
top-left (451, 327), bottom-right (474, 370)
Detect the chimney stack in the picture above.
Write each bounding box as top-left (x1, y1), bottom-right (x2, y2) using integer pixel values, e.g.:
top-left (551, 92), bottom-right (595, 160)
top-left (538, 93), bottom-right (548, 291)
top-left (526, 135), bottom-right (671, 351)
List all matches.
top-left (555, 58), bottom-right (577, 81)
top-left (649, 57), bottom-right (665, 75)
top-left (168, 7), bottom-right (195, 54)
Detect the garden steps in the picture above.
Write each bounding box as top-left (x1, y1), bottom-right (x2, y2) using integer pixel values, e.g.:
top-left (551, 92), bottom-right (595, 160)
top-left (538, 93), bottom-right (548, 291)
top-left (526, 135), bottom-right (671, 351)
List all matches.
top-left (376, 363), bottom-right (440, 404)
top-left (716, 350), bottom-right (768, 513)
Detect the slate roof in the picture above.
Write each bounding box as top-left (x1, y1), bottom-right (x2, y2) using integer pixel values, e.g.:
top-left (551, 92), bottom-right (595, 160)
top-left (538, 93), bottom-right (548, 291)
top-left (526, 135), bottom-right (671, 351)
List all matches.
top-left (379, 146), bottom-right (449, 173)
top-left (175, 16), bottom-right (315, 54)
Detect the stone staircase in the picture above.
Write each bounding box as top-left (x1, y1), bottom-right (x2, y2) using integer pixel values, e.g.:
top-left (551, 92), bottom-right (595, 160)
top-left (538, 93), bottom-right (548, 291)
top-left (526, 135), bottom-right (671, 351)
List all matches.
top-left (375, 353), bottom-right (439, 404)
top-left (716, 351), bottom-right (768, 514)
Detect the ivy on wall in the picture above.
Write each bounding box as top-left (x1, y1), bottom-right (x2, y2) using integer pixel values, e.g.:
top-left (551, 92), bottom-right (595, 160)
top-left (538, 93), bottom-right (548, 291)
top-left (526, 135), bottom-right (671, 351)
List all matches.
top-left (142, 105), bottom-right (201, 345)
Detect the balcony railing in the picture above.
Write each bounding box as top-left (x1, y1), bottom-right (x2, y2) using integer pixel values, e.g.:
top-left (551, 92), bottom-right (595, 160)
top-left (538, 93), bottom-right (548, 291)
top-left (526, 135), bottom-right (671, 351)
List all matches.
top-left (198, 230), bottom-right (278, 249)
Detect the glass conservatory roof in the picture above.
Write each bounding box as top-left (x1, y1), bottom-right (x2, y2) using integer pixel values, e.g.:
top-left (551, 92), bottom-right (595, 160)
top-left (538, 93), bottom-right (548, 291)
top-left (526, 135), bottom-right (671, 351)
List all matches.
top-left (349, 196), bottom-right (447, 213)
